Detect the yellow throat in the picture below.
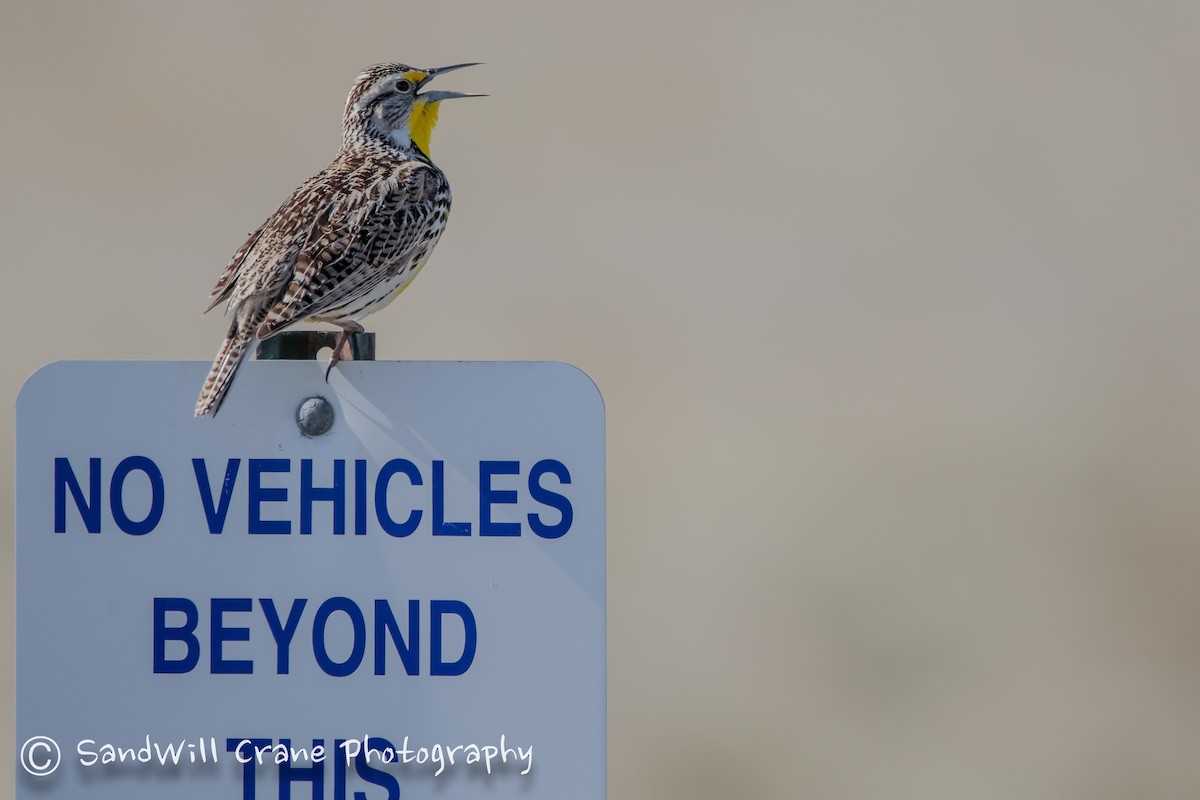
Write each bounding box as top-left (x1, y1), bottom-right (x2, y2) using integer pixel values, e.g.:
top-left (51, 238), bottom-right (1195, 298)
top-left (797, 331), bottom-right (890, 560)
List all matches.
top-left (410, 98), bottom-right (440, 157)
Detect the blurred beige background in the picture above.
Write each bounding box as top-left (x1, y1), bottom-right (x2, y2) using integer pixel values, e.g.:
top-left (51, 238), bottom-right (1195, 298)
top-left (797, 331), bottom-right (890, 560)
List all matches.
top-left (3, 1), bottom-right (1200, 797)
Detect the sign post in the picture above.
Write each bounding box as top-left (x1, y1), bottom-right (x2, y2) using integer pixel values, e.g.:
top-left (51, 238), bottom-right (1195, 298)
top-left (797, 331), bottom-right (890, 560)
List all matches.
top-left (16, 359), bottom-right (605, 799)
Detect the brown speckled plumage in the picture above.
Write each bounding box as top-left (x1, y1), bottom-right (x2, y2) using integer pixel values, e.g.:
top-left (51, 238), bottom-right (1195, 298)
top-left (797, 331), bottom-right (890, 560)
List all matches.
top-left (195, 62), bottom-right (476, 416)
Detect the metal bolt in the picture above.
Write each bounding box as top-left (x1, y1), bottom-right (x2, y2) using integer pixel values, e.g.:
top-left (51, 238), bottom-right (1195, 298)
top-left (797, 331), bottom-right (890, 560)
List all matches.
top-left (297, 396), bottom-right (335, 437)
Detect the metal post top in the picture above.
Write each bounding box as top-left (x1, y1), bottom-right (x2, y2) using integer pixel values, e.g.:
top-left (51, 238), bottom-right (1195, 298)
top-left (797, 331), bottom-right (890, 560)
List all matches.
top-left (256, 331), bottom-right (376, 361)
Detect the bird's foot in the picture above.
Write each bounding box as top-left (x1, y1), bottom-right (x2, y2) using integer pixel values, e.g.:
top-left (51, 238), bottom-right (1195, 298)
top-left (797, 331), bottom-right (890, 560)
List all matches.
top-left (325, 323), bottom-right (365, 382)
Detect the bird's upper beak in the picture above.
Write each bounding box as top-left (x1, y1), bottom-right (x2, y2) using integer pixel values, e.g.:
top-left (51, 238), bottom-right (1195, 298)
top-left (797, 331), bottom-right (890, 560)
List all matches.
top-left (417, 62), bottom-right (486, 103)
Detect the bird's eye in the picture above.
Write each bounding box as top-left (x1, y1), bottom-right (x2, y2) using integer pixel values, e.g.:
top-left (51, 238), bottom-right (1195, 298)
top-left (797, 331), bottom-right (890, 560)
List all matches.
top-left (394, 79), bottom-right (413, 93)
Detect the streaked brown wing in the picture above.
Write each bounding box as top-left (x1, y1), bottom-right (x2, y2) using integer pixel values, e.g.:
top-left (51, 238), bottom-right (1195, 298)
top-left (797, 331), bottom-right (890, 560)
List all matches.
top-left (203, 221), bottom-right (267, 313)
top-left (256, 164), bottom-right (442, 338)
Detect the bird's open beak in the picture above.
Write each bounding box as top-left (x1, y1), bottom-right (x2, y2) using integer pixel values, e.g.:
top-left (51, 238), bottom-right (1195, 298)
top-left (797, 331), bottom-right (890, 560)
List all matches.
top-left (417, 62), bottom-right (486, 102)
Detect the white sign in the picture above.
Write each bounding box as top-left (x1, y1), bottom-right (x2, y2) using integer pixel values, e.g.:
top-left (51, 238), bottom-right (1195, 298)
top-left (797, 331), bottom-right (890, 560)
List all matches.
top-left (16, 360), bottom-right (605, 799)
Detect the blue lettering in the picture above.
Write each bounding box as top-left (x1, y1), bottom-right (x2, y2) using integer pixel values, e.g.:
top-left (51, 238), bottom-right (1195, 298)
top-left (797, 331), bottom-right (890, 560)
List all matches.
top-left (528, 459), bottom-right (573, 538)
top-left (432, 460), bottom-right (471, 535)
top-left (54, 457), bottom-right (101, 533)
top-left (260, 598), bottom-right (307, 674)
top-left (480, 460), bottom-right (521, 536)
top-left (156, 597), bottom-right (475, 677)
top-left (312, 597), bottom-right (366, 677)
top-left (374, 459), bottom-right (422, 537)
top-left (374, 599), bottom-right (419, 675)
top-left (211, 597), bottom-right (253, 674)
top-left (248, 459), bottom-right (291, 535)
top-left (352, 738), bottom-right (401, 798)
top-left (279, 738), bottom-right (323, 799)
top-left (192, 458), bottom-right (240, 534)
top-left (109, 456), bottom-right (164, 535)
top-left (353, 459), bottom-right (368, 535)
top-left (228, 737), bottom-right (271, 798)
top-left (153, 597), bottom-right (200, 674)
top-left (300, 459), bottom-right (345, 535)
top-left (430, 599), bottom-right (477, 676)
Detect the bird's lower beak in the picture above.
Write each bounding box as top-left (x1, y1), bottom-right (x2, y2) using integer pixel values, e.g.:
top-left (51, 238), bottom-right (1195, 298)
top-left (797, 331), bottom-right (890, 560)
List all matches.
top-left (417, 63), bottom-right (486, 102)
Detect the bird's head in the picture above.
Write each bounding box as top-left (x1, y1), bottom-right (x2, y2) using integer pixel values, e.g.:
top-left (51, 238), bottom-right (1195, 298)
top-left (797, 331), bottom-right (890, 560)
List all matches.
top-left (343, 62), bottom-right (483, 156)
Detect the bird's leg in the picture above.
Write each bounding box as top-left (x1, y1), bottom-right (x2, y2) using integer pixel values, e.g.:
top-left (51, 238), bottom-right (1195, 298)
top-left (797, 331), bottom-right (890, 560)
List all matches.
top-left (325, 321), bottom-right (365, 382)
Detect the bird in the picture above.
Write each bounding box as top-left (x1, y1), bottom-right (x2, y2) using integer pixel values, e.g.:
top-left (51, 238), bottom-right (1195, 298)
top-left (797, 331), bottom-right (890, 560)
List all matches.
top-left (195, 62), bottom-right (482, 416)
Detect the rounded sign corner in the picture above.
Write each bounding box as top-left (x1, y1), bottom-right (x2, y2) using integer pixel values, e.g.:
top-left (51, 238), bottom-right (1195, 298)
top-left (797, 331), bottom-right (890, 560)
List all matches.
top-left (544, 361), bottom-right (606, 417)
top-left (16, 361), bottom-right (75, 414)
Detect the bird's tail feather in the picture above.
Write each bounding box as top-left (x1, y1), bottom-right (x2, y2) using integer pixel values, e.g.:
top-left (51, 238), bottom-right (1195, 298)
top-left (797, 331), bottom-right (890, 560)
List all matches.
top-left (195, 327), bottom-right (255, 417)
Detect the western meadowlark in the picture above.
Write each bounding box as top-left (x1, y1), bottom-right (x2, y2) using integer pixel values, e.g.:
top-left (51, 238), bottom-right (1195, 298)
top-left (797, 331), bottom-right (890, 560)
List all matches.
top-left (195, 62), bottom-right (481, 416)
